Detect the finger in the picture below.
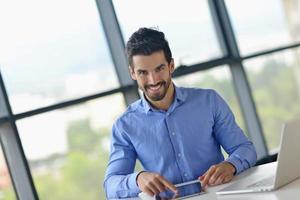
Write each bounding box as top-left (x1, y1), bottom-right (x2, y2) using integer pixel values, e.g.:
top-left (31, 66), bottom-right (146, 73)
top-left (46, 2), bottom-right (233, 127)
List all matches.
top-left (160, 177), bottom-right (178, 194)
top-left (202, 166), bottom-right (217, 188)
top-left (199, 172), bottom-right (207, 180)
top-left (223, 175), bottom-right (233, 183)
top-left (214, 174), bottom-right (226, 185)
top-left (153, 177), bottom-right (167, 193)
top-left (173, 192), bottom-right (180, 199)
top-left (147, 182), bottom-right (160, 195)
top-left (144, 186), bottom-right (155, 197)
top-left (201, 186), bottom-right (207, 193)
top-left (209, 167), bottom-right (223, 185)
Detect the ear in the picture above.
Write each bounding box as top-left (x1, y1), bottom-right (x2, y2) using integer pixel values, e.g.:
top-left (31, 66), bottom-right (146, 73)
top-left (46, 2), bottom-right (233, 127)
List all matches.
top-left (129, 66), bottom-right (137, 80)
top-left (169, 59), bottom-right (175, 74)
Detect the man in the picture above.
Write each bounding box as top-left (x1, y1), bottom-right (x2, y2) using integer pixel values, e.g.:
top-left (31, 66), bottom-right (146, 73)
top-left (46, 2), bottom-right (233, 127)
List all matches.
top-left (104, 27), bottom-right (257, 199)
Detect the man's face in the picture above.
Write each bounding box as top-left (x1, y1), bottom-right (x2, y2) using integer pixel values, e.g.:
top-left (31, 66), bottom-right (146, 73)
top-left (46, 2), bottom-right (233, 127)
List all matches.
top-left (129, 50), bottom-right (175, 102)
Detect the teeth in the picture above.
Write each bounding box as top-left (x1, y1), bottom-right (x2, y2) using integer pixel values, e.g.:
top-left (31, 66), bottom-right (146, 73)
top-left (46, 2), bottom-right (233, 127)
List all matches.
top-left (149, 84), bottom-right (161, 91)
top-left (151, 85), bottom-right (160, 89)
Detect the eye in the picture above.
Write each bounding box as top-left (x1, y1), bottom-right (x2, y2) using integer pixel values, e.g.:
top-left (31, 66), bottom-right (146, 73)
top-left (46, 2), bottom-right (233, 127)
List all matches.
top-left (138, 70), bottom-right (147, 76)
top-left (156, 65), bottom-right (165, 72)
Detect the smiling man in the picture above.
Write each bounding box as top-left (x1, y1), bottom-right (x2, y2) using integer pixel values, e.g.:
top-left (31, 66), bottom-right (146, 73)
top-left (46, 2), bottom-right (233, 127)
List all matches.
top-left (104, 27), bottom-right (257, 199)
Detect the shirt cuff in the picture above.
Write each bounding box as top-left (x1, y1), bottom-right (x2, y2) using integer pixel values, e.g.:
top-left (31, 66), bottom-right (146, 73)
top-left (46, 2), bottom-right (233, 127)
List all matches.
top-left (115, 172), bottom-right (141, 198)
top-left (225, 156), bottom-right (243, 175)
top-left (128, 172), bottom-right (141, 192)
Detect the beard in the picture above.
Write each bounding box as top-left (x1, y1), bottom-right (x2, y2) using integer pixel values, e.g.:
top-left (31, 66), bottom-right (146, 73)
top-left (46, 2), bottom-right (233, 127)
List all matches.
top-left (142, 77), bottom-right (172, 102)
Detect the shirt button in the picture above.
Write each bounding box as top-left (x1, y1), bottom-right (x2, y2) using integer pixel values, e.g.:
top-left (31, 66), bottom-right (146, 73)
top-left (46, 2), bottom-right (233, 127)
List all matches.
top-left (184, 173), bottom-right (188, 177)
top-left (172, 132), bottom-right (175, 136)
top-left (178, 153), bottom-right (181, 158)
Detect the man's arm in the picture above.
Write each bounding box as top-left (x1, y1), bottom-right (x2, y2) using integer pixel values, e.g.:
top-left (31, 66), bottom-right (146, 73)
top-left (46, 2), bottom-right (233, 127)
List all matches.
top-left (199, 91), bottom-right (257, 187)
top-left (104, 124), bottom-right (178, 198)
top-left (103, 123), bottom-right (140, 199)
top-left (211, 91), bottom-right (257, 174)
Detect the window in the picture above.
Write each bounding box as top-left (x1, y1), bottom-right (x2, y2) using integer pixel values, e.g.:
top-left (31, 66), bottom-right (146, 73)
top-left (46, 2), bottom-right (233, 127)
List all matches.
top-left (2, 0), bottom-right (300, 198)
top-left (16, 94), bottom-right (126, 200)
top-left (113, 0), bottom-right (222, 66)
top-left (0, 0), bottom-right (119, 114)
top-left (173, 66), bottom-right (246, 133)
top-left (244, 48), bottom-right (300, 151)
top-left (226, 0), bottom-right (300, 55)
top-left (0, 144), bottom-right (16, 200)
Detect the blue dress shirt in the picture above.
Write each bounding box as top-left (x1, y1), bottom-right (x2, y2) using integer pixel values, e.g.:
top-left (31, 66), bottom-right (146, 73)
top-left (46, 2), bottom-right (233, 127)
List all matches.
top-left (104, 86), bottom-right (257, 198)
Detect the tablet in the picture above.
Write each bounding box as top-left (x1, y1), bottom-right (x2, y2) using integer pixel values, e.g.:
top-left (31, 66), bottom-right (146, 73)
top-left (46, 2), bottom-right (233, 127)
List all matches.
top-left (156, 179), bottom-right (204, 200)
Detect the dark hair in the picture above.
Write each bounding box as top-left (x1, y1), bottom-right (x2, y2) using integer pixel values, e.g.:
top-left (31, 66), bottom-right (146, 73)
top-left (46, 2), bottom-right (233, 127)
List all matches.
top-left (125, 27), bottom-right (172, 67)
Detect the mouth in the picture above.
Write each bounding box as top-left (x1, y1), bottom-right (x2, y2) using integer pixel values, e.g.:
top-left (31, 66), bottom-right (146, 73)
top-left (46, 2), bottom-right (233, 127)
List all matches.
top-left (146, 82), bottom-right (163, 93)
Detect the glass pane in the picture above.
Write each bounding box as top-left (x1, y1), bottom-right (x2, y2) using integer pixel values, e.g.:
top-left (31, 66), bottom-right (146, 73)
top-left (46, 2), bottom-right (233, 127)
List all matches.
top-left (113, 0), bottom-right (222, 66)
top-left (173, 66), bottom-right (246, 134)
top-left (226, 0), bottom-right (300, 55)
top-left (244, 48), bottom-right (300, 152)
top-left (0, 0), bottom-right (119, 114)
top-left (0, 143), bottom-right (16, 200)
top-left (16, 93), bottom-right (126, 200)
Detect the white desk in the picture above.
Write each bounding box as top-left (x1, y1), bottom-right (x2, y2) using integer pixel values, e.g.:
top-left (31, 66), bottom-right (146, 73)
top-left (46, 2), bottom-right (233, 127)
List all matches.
top-left (188, 161), bottom-right (300, 200)
top-left (116, 162), bottom-right (300, 200)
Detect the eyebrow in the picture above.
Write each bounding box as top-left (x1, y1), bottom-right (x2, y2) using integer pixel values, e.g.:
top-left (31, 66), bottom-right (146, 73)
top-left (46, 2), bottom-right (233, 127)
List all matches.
top-left (137, 69), bottom-right (147, 73)
top-left (155, 64), bottom-right (166, 69)
top-left (136, 63), bottom-right (166, 73)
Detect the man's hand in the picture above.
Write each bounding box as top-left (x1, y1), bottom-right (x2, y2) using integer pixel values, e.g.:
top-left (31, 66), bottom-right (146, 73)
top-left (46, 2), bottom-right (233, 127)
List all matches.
top-left (137, 171), bottom-right (178, 197)
top-left (199, 162), bottom-right (236, 188)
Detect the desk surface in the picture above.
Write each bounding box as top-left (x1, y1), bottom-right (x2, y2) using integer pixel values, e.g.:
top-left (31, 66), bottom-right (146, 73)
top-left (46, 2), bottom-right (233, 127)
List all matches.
top-left (116, 162), bottom-right (300, 200)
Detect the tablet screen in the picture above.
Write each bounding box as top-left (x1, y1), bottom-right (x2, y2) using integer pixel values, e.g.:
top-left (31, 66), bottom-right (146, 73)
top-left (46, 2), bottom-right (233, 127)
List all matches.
top-left (156, 181), bottom-right (202, 200)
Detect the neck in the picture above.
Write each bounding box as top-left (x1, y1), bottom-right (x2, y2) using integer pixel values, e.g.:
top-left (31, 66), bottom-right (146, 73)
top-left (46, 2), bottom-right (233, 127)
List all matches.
top-left (147, 82), bottom-right (175, 111)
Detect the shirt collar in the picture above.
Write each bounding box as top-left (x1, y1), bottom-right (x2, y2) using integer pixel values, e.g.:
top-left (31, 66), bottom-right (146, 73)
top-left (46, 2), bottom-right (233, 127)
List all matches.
top-left (141, 84), bottom-right (186, 114)
top-left (141, 94), bottom-right (152, 114)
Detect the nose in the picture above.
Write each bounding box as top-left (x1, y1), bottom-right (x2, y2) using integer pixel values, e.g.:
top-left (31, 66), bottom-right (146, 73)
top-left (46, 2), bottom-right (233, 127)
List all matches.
top-left (147, 72), bottom-right (159, 85)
